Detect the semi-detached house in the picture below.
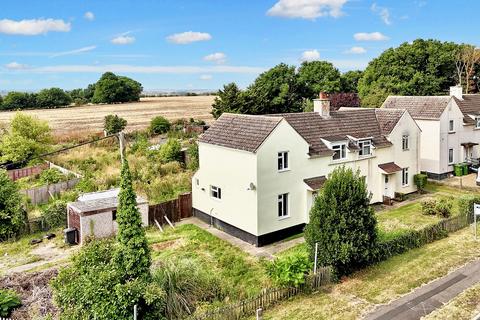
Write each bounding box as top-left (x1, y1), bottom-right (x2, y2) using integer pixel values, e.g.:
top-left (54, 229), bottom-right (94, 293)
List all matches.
top-left (383, 86), bottom-right (480, 179)
top-left (192, 94), bottom-right (421, 246)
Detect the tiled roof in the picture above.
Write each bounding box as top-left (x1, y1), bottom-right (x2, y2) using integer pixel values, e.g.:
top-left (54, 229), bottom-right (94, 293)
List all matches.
top-left (382, 96), bottom-right (450, 120)
top-left (375, 108), bottom-right (405, 135)
top-left (304, 176), bottom-right (327, 190)
top-left (453, 95), bottom-right (480, 125)
top-left (378, 162), bottom-right (402, 174)
top-left (198, 113), bottom-right (282, 152)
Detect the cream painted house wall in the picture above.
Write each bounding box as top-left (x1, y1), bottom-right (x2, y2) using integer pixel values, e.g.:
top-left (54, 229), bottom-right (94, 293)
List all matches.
top-left (438, 101), bottom-right (466, 174)
top-left (415, 119), bottom-right (441, 174)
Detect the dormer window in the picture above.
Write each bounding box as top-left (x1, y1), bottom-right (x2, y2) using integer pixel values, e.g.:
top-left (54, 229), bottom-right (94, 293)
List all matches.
top-left (358, 140), bottom-right (371, 156)
top-left (476, 117), bottom-right (480, 129)
top-left (332, 143), bottom-right (347, 160)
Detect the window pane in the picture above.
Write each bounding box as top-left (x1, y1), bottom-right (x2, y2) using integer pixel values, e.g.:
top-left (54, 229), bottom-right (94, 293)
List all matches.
top-left (284, 153), bottom-right (288, 169)
top-left (283, 194), bottom-right (288, 216)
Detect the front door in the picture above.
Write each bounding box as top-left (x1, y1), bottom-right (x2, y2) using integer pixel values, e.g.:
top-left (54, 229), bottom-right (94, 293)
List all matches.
top-left (384, 175), bottom-right (390, 197)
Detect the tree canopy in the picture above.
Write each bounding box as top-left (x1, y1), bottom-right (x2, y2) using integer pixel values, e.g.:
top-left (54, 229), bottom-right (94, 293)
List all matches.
top-left (92, 72), bottom-right (143, 104)
top-left (104, 114), bottom-right (127, 135)
top-left (297, 61), bottom-right (343, 99)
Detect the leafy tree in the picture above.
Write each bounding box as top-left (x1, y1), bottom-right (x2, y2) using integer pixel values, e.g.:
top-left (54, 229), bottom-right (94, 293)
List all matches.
top-left (358, 39), bottom-right (461, 107)
top-left (1, 92), bottom-right (38, 110)
top-left (341, 70), bottom-right (363, 93)
top-left (114, 159), bottom-right (151, 280)
top-left (330, 93), bottom-right (360, 110)
top-left (246, 63), bottom-right (303, 114)
top-left (297, 61), bottom-right (342, 99)
top-left (304, 166), bottom-right (378, 276)
top-left (150, 116), bottom-right (171, 134)
top-left (36, 87), bottom-right (72, 108)
top-left (104, 114), bottom-right (127, 135)
top-left (0, 169), bottom-right (24, 240)
top-left (92, 72), bottom-right (142, 104)
top-left (0, 113), bottom-right (52, 163)
top-left (159, 138), bottom-right (182, 163)
top-left (211, 83), bottom-right (244, 119)
top-left (69, 88), bottom-right (88, 105)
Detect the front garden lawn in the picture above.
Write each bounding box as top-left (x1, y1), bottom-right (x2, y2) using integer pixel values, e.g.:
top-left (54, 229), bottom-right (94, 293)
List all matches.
top-left (257, 227), bottom-right (480, 320)
top-left (146, 224), bottom-right (270, 300)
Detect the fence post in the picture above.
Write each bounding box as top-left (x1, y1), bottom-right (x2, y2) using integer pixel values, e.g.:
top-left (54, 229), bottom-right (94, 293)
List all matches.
top-left (314, 242), bottom-right (319, 274)
top-left (256, 307), bottom-right (263, 320)
top-left (133, 304), bottom-right (137, 320)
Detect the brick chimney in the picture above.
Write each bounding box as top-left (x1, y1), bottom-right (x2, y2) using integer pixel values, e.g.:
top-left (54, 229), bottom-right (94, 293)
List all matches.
top-left (314, 92), bottom-right (330, 118)
top-left (450, 85), bottom-right (463, 99)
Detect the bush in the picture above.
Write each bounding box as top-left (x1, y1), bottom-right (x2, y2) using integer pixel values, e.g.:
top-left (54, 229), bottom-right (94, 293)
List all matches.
top-left (186, 142), bottom-right (199, 170)
top-left (414, 174), bottom-right (428, 193)
top-left (42, 200), bottom-right (67, 229)
top-left (104, 114), bottom-right (127, 135)
top-left (266, 251), bottom-right (312, 287)
top-left (39, 168), bottom-right (63, 185)
top-left (0, 169), bottom-right (25, 240)
top-left (159, 138), bottom-right (182, 163)
top-left (421, 198), bottom-right (437, 215)
top-left (0, 289), bottom-right (22, 317)
top-left (458, 194), bottom-right (480, 219)
top-left (150, 116), bottom-right (171, 134)
top-left (436, 197), bottom-right (453, 218)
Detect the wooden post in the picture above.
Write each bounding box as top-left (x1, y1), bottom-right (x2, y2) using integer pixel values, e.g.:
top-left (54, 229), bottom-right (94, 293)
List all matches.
top-left (154, 219), bottom-right (164, 232)
top-left (256, 307), bottom-right (263, 320)
top-left (314, 242), bottom-right (319, 274)
top-left (164, 215), bottom-right (175, 229)
top-left (118, 131), bottom-right (126, 162)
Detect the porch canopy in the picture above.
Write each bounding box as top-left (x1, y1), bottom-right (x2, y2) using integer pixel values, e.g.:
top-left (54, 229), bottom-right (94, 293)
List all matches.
top-left (304, 176), bottom-right (327, 191)
top-left (378, 162), bottom-right (402, 174)
top-left (461, 142), bottom-right (479, 148)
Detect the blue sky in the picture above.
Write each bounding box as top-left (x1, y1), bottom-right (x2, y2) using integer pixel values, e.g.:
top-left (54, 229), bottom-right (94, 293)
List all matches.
top-left (0, 0), bottom-right (478, 91)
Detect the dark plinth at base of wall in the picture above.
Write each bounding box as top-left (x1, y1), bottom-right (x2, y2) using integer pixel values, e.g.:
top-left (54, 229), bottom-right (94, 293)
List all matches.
top-left (193, 208), bottom-right (305, 247)
top-left (424, 171), bottom-right (452, 180)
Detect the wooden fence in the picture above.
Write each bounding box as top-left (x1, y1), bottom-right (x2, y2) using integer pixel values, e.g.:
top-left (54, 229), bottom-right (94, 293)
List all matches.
top-left (193, 267), bottom-right (331, 320)
top-left (7, 163), bottom-right (48, 181)
top-left (148, 192), bottom-right (192, 226)
top-left (21, 178), bottom-right (81, 205)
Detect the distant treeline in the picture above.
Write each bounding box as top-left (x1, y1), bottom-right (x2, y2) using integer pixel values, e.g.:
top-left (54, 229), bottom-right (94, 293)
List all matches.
top-left (0, 72), bottom-right (142, 111)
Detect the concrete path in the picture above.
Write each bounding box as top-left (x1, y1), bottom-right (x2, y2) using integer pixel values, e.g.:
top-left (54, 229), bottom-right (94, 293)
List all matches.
top-left (177, 217), bottom-right (304, 259)
top-left (365, 259), bottom-right (480, 320)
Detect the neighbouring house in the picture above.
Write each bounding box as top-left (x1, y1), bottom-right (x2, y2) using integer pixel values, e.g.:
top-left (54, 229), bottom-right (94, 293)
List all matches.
top-left (383, 86), bottom-right (480, 179)
top-left (192, 93), bottom-right (421, 246)
top-left (67, 188), bottom-right (149, 245)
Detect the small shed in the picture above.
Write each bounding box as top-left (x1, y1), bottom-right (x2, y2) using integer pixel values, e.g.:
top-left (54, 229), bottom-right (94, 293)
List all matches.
top-left (67, 189), bottom-right (149, 245)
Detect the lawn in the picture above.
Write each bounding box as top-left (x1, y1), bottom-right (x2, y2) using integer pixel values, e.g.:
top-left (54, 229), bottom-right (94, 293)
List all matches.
top-left (425, 282), bottom-right (480, 319)
top-left (257, 227), bottom-right (480, 320)
top-left (146, 224), bottom-right (270, 301)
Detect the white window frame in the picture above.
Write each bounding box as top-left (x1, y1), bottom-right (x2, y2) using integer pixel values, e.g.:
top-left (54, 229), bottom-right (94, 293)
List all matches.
top-left (448, 148), bottom-right (454, 164)
top-left (277, 151), bottom-right (289, 171)
top-left (210, 185), bottom-right (222, 200)
top-left (449, 120), bottom-right (455, 132)
top-left (358, 140), bottom-right (372, 156)
top-left (402, 168), bottom-right (409, 186)
top-left (278, 193), bottom-right (289, 219)
top-left (476, 117), bottom-right (480, 129)
top-left (402, 135), bottom-right (409, 151)
top-left (332, 143), bottom-right (347, 161)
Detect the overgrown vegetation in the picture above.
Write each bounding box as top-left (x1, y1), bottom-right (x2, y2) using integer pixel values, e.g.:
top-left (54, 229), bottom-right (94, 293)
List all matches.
top-left (0, 289), bottom-right (22, 317)
top-left (150, 116), bottom-right (171, 134)
top-left (266, 251), bottom-right (311, 287)
top-left (0, 169), bottom-right (25, 240)
top-left (104, 114), bottom-right (127, 135)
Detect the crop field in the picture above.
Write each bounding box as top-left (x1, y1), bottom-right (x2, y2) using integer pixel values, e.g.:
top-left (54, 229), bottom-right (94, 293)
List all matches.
top-left (0, 96), bottom-right (215, 135)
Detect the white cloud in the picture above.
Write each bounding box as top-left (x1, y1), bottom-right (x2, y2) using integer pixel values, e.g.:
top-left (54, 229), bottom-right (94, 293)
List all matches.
top-left (84, 12), bottom-right (95, 21)
top-left (5, 62), bottom-right (29, 70)
top-left (0, 18), bottom-right (71, 35)
top-left (354, 32), bottom-right (389, 41)
top-left (267, 0), bottom-right (348, 19)
top-left (166, 31), bottom-right (212, 44)
top-left (371, 3), bottom-right (391, 25)
top-left (200, 74), bottom-right (213, 80)
top-left (300, 49), bottom-right (320, 62)
top-left (203, 52), bottom-right (227, 64)
top-left (18, 64), bottom-right (264, 74)
top-left (111, 35), bottom-right (135, 45)
top-left (344, 46), bottom-right (367, 54)
top-left (50, 45), bottom-right (96, 58)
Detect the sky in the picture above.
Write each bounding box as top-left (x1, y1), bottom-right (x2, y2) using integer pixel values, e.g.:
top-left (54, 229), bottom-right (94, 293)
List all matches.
top-left (0, 0), bottom-right (479, 91)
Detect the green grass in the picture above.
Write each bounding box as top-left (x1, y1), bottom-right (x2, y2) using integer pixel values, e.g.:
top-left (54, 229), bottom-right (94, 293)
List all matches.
top-left (146, 224), bottom-right (270, 300)
top-left (259, 227), bottom-right (480, 320)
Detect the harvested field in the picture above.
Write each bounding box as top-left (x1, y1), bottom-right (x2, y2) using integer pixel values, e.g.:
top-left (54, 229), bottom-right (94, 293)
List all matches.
top-left (0, 96), bottom-right (215, 136)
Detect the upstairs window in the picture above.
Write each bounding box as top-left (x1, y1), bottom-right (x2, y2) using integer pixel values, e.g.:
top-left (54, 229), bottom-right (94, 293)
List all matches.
top-left (402, 135), bottom-right (409, 150)
top-left (211, 185), bottom-right (222, 200)
top-left (332, 143), bottom-right (347, 160)
top-left (277, 151), bottom-right (289, 171)
top-left (449, 120), bottom-right (454, 132)
top-left (278, 193), bottom-right (289, 218)
top-left (476, 117), bottom-right (480, 129)
top-left (358, 140), bottom-right (371, 156)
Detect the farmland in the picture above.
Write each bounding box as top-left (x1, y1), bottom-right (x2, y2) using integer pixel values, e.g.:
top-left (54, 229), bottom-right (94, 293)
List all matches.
top-left (0, 96), bottom-right (215, 136)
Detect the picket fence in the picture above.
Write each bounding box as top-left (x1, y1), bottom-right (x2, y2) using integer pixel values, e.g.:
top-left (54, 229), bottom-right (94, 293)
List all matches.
top-left (193, 267), bottom-right (331, 320)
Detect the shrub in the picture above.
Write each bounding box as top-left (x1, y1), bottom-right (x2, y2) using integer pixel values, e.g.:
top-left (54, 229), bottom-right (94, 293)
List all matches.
top-left (266, 251), bottom-right (312, 287)
top-left (414, 174), bottom-right (428, 193)
top-left (0, 289), bottom-right (21, 317)
top-left (159, 138), bottom-right (182, 163)
top-left (104, 114), bottom-right (127, 135)
top-left (42, 200), bottom-right (67, 229)
top-left (150, 116), bottom-right (171, 134)
top-left (436, 197), bottom-right (453, 218)
top-left (458, 194), bottom-right (480, 219)
top-left (421, 198), bottom-right (437, 215)
top-left (0, 169), bottom-right (25, 240)
top-left (130, 133), bottom-right (150, 155)
top-left (186, 142), bottom-right (199, 170)
top-left (39, 168), bottom-right (63, 185)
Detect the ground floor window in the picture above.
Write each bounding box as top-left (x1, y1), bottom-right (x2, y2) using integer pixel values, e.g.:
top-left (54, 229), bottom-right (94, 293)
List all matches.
top-left (278, 193), bottom-right (289, 218)
top-left (402, 168), bottom-right (409, 186)
top-left (448, 148), bottom-right (454, 164)
top-left (211, 185), bottom-right (222, 199)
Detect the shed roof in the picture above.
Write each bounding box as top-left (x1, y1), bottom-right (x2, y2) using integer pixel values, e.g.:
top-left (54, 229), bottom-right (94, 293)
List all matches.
top-left (69, 189), bottom-right (148, 215)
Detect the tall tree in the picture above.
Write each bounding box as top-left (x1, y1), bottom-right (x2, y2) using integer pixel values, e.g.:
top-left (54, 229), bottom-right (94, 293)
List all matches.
top-left (456, 45), bottom-right (480, 93)
top-left (341, 70), bottom-right (363, 93)
top-left (114, 159), bottom-right (151, 280)
top-left (92, 72), bottom-right (143, 104)
top-left (304, 166), bottom-right (377, 276)
top-left (211, 82), bottom-right (244, 118)
top-left (36, 87), bottom-right (72, 108)
top-left (358, 39), bottom-right (461, 107)
top-left (0, 169), bottom-right (24, 240)
top-left (297, 61), bottom-right (342, 99)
